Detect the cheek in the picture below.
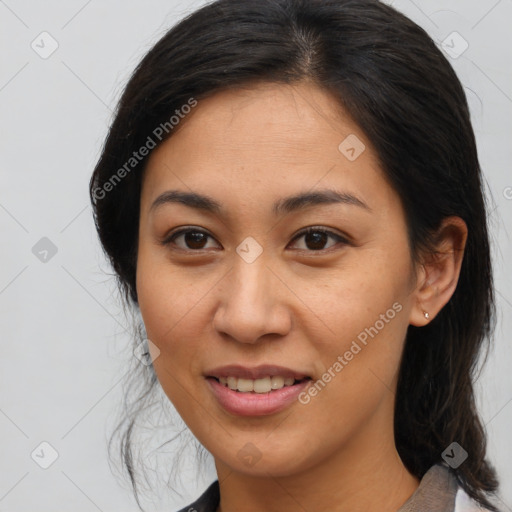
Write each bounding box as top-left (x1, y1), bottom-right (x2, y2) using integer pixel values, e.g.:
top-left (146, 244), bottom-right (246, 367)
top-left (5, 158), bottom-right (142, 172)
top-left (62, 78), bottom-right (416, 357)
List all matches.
top-left (301, 249), bottom-right (412, 393)
top-left (307, 294), bottom-right (407, 401)
top-left (135, 245), bottom-right (218, 390)
top-left (307, 253), bottom-right (409, 335)
top-left (136, 241), bottom-right (197, 337)
top-left (136, 246), bottom-right (186, 368)
top-left (136, 259), bottom-right (202, 415)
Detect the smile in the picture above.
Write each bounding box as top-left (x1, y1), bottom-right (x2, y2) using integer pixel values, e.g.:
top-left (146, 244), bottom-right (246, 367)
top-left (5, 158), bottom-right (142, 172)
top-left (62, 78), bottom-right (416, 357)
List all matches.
top-left (215, 375), bottom-right (309, 393)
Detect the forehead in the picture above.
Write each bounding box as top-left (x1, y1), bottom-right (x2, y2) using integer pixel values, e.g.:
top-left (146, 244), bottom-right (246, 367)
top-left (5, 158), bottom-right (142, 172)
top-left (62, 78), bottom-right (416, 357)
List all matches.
top-left (141, 81), bottom-right (394, 212)
top-left (156, 82), bottom-right (361, 160)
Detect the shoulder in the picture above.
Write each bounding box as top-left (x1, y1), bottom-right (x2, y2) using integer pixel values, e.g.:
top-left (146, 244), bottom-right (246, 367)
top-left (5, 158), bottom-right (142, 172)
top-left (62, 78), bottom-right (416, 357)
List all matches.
top-left (175, 480), bottom-right (220, 512)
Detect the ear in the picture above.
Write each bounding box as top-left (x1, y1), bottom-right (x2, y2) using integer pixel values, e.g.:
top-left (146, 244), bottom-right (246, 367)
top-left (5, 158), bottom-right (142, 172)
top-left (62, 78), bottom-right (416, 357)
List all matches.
top-left (409, 216), bottom-right (468, 326)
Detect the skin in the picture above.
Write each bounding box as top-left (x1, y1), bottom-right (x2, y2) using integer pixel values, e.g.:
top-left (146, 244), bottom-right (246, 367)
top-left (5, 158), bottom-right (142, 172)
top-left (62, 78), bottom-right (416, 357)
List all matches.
top-left (136, 81), bottom-right (467, 512)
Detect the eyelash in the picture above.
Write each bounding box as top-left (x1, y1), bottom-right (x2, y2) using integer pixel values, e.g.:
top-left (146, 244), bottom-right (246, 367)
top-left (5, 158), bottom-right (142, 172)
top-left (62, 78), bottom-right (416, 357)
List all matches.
top-left (161, 226), bottom-right (349, 253)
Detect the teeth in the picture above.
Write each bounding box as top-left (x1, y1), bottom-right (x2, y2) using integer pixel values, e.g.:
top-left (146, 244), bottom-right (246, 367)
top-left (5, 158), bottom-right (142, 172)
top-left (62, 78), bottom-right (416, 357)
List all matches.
top-left (271, 376), bottom-right (284, 389)
top-left (217, 375), bottom-right (302, 393)
top-left (237, 378), bottom-right (254, 392)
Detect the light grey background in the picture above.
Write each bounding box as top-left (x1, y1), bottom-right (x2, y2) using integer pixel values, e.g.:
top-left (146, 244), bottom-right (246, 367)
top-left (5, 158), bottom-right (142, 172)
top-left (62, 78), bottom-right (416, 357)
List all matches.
top-left (1, 1), bottom-right (511, 511)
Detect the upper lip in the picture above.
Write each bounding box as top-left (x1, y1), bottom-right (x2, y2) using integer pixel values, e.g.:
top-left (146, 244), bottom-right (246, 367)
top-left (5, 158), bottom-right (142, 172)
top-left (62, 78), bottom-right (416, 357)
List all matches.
top-left (205, 364), bottom-right (311, 380)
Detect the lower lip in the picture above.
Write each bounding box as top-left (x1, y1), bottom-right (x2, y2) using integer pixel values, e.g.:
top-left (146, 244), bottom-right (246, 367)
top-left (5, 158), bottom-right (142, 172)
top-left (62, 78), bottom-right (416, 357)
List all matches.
top-left (206, 377), bottom-right (311, 416)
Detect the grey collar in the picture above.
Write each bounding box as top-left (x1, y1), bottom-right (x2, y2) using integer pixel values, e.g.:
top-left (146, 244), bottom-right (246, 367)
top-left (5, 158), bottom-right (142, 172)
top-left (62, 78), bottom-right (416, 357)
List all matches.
top-left (397, 463), bottom-right (459, 512)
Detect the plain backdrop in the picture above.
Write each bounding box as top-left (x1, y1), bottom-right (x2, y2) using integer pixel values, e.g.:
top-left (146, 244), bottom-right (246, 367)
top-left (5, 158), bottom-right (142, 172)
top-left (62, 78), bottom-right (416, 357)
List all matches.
top-left (1, 1), bottom-right (511, 511)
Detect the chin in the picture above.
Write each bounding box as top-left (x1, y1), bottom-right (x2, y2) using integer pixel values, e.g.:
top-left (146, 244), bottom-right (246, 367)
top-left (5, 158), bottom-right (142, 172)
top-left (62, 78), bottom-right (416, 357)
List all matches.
top-left (212, 440), bottom-right (320, 478)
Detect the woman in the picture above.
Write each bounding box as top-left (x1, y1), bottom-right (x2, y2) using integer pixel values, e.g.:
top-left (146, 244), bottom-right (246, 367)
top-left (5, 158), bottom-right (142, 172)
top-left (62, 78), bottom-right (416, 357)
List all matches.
top-left (89, 0), bottom-right (502, 511)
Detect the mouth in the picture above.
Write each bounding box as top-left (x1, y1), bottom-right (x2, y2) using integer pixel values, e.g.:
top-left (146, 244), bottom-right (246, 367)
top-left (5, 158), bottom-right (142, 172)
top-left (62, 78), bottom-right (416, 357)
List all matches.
top-left (204, 364), bottom-right (313, 416)
top-left (207, 375), bottom-right (312, 394)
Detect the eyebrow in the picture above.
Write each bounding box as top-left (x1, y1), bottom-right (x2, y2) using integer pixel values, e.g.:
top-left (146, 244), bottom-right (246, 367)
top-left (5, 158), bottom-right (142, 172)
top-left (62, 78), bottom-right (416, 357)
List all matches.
top-left (149, 188), bottom-right (371, 216)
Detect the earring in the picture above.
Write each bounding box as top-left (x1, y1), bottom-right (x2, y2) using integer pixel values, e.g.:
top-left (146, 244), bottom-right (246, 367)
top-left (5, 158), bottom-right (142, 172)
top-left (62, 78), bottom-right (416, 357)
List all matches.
top-left (423, 311), bottom-right (430, 319)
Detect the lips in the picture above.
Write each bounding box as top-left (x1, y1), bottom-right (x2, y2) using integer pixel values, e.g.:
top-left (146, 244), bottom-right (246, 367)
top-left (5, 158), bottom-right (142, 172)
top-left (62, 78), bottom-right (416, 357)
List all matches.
top-left (204, 364), bottom-right (313, 415)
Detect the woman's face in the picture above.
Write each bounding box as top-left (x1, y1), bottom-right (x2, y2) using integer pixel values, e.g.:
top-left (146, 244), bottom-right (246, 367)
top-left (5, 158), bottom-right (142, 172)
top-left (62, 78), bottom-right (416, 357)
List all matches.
top-left (136, 82), bottom-right (421, 477)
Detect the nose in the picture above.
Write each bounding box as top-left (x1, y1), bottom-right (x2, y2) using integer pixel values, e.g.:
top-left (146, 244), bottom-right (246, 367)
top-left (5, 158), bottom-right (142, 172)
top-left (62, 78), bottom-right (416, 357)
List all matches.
top-left (212, 256), bottom-right (292, 345)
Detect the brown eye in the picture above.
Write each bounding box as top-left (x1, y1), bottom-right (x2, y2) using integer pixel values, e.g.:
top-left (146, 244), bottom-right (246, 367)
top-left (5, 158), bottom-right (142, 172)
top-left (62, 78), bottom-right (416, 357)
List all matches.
top-left (304, 230), bottom-right (328, 250)
top-left (290, 227), bottom-right (348, 252)
top-left (182, 231), bottom-right (209, 249)
top-left (163, 228), bottom-right (219, 250)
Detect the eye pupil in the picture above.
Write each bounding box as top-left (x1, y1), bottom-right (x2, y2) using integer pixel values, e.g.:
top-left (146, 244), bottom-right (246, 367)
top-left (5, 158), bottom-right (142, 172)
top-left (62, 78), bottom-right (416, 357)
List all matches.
top-left (186, 231), bottom-right (208, 249)
top-left (305, 231), bottom-right (328, 250)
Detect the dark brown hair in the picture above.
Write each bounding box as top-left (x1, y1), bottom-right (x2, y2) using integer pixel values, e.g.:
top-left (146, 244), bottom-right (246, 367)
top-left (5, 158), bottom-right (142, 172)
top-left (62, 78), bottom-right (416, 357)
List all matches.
top-left (90, 0), bottom-right (500, 509)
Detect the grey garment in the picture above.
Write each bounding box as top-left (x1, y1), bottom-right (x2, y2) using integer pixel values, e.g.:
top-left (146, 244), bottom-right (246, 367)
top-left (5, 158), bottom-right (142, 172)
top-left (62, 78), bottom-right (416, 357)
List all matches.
top-left (397, 463), bottom-right (459, 512)
top-left (176, 463), bottom-right (460, 512)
